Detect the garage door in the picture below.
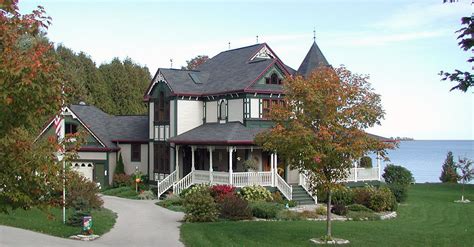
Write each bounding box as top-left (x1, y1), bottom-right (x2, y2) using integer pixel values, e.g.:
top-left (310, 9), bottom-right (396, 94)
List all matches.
top-left (72, 162), bottom-right (94, 181)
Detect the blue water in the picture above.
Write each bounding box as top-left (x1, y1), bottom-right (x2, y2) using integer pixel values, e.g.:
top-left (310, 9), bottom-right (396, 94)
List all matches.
top-left (374, 140), bottom-right (474, 183)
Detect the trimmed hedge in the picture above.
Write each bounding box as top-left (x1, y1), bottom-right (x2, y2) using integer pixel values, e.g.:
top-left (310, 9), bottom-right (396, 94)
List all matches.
top-left (249, 201), bottom-right (284, 219)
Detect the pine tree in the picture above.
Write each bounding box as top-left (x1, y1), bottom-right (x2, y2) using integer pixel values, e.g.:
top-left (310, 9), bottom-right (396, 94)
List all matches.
top-left (440, 151), bottom-right (459, 183)
top-left (116, 153), bottom-right (125, 175)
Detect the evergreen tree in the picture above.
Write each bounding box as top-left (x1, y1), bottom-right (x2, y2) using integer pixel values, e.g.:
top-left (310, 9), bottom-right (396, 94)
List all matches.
top-left (440, 151), bottom-right (459, 183)
top-left (115, 153), bottom-right (125, 175)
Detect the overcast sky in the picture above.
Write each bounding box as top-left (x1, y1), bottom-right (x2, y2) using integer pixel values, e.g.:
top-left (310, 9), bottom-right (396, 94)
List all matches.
top-left (21, 0), bottom-right (473, 140)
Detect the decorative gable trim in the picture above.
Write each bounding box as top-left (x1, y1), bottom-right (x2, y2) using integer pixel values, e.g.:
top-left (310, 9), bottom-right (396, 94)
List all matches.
top-left (144, 70), bottom-right (173, 98)
top-left (250, 44), bottom-right (276, 60)
top-left (35, 106), bottom-right (106, 147)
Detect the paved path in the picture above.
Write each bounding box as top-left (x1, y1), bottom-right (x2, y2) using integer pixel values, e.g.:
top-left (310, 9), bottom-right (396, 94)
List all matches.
top-left (0, 196), bottom-right (184, 247)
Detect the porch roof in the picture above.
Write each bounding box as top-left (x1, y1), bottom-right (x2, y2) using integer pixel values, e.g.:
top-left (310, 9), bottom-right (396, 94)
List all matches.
top-left (168, 122), bottom-right (267, 145)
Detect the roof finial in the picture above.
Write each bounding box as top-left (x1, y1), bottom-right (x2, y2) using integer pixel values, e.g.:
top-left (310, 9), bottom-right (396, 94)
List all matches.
top-left (170, 58), bottom-right (173, 68)
top-left (228, 41), bottom-right (231, 50)
top-left (256, 35), bottom-right (259, 43)
top-left (313, 27), bottom-right (316, 42)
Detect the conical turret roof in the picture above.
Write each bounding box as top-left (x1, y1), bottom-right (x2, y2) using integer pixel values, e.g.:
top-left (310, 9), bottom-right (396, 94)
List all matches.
top-left (297, 41), bottom-right (329, 78)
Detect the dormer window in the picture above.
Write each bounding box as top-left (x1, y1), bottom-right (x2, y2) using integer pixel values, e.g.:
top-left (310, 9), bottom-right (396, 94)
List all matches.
top-left (265, 72), bottom-right (282, 85)
top-left (65, 123), bottom-right (78, 135)
top-left (217, 99), bottom-right (227, 122)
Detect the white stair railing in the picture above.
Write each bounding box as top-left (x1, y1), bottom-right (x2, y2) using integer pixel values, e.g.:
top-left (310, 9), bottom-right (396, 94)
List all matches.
top-left (275, 173), bottom-right (292, 200)
top-left (157, 170), bottom-right (178, 198)
top-left (173, 171), bottom-right (194, 196)
top-left (299, 172), bottom-right (317, 204)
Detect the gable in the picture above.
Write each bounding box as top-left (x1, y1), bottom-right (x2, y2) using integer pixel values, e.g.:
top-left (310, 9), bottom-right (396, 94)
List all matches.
top-left (144, 70), bottom-right (174, 98)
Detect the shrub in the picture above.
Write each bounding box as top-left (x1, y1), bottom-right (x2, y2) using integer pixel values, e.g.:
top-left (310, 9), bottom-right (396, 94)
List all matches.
top-left (210, 184), bottom-right (236, 202)
top-left (276, 210), bottom-right (304, 221)
top-left (300, 210), bottom-right (319, 219)
top-left (183, 189), bottom-right (218, 222)
top-left (286, 200), bottom-right (298, 208)
top-left (66, 171), bottom-right (103, 211)
top-left (332, 186), bottom-right (354, 205)
top-left (315, 205), bottom-right (327, 215)
top-left (249, 201), bottom-right (283, 219)
top-left (347, 211), bottom-right (380, 221)
top-left (115, 153), bottom-right (125, 175)
top-left (240, 185), bottom-right (272, 202)
top-left (181, 184), bottom-right (211, 198)
top-left (347, 204), bottom-right (373, 212)
top-left (353, 187), bottom-right (372, 206)
top-left (388, 183), bottom-right (408, 203)
top-left (331, 202), bottom-right (348, 216)
top-left (218, 193), bottom-right (252, 220)
top-left (270, 191), bottom-right (284, 204)
top-left (138, 190), bottom-right (155, 200)
top-left (368, 187), bottom-right (397, 212)
top-left (157, 194), bottom-right (183, 208)
top-left (383, 164), bottom-right (414, 186)
top-left (67, 197), bottom-right (91, 226)
top-left (360, 156), bottom-right (373, 168)
top-left (113, 173), bottom-right (131, 188)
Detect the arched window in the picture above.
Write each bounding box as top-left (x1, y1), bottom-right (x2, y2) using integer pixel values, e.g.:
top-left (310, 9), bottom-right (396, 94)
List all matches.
top-left (265, 72), bottom-right (282, 85)
top-left (218, 99), bottom-right (227, 121)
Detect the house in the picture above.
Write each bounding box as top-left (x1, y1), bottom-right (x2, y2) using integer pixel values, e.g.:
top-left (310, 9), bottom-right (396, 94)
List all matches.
top-left (39, 40), bottom-right (389, 204)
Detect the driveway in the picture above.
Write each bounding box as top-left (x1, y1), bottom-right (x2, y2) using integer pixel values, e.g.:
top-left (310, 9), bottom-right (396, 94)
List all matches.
top-left (0, 196), bottom-right (184, 247)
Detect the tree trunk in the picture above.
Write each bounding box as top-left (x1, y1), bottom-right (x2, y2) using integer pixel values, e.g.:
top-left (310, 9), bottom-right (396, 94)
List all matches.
top-left (326, 188), bottom-right (332, 238)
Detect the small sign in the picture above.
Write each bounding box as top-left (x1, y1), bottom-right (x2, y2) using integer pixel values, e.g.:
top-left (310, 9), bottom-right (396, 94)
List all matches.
top-left (83, 216), bottom-right (93, 233)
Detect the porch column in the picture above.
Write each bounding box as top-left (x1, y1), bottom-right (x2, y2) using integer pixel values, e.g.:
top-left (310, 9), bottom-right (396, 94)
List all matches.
top-left (377, 151), bottom-right (381, 181)
top-left (274, 153), bottom-right (278, 184)
top-left (354, 159), bottom-right (358, 182)
top-left (270, 153), bottom-right (275, 186)
top-left (175, 145), bottom-right (180, 179)
top-left (191, 146), bottom-right (196, 172)
top-left (208, 147), bottom-right (213, 184)
top-left (228, 146), bottom-right (234, 185)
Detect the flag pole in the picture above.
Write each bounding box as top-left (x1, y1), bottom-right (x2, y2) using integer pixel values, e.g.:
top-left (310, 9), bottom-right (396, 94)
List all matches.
top-left (61, 84), bottom-right (66, 225)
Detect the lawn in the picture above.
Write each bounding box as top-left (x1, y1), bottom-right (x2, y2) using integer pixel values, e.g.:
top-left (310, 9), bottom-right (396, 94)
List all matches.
top-left (102, 186), bottom-right (140, 199)
top-left (0, 207), bottom-right (116, 238)
top-left (180, 183), bottom-right (474, 247)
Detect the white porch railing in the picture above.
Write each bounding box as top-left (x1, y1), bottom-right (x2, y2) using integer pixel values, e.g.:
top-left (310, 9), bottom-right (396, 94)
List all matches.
top-left (212, 171), bottom-right (230, 185)
top-left (276, 173), bottom-right (292, 200)
top-left (346, 167), bottom-right (379, 182)
top-left (157, 170), bottom-right (178, 197)
top-left (299, 173), bottom-right (317, 203)
top-left (232, 172), bottom-right (272, 187)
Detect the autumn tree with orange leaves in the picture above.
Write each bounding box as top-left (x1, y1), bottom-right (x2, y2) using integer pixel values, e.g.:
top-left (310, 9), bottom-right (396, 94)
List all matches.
top-left (256, 66), bottom-right (394, 241)
top-left (0, 1), bottom-right (67, 212)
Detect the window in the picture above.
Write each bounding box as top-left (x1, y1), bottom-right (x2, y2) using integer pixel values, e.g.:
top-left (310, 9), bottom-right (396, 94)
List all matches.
top-left (262, 99), bottom-right (284, 119)
top-left (131, 144), bottom-right (141, 162)
top-left (154, 143), bottom-right (170, 173)
top-left (265, 72), bottom-right (282, 85)
top-left (218, 99), bottom-right (227, 121)
top-left (154, 91), bottom-right (170, 123)
top-left (65, 123), bottom-right (78, 135)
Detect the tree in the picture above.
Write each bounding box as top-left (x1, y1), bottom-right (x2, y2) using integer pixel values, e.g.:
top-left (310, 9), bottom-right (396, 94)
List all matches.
top-left (115, 153), bottom-right (125, 175)
top-left (181, 55), bottom-right (209, 70)
top-left (439, 3), bottom-right (473, 92)
top-left (439, 151), bottom-right (459, 183)
top-left (456, 157), bottom-right (473, 202)
top-left (256, 66), bottom-right (393, 240)
top-left (0, 1), bottom-right (66, 212)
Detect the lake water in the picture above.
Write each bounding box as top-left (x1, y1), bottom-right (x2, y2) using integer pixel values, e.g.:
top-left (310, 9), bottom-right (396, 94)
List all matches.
top-left (375, 140), bottom-right (474, 183)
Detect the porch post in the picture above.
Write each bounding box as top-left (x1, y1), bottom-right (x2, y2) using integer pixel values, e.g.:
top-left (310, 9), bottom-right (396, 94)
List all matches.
top-left (270, 153), bottom-right (275, 186)
top-left (354, 159), bottom-right (358, 182)
top-left (377, 151), bottom-right (381, 181)
top-left (191, 146), bottom-right (196, 172)
top-left (228, 146), bottom-right (233, 185)
top-left (175, 145), bottom-right (180, 179)
top-left (208, 147), bottom-right (213, 184)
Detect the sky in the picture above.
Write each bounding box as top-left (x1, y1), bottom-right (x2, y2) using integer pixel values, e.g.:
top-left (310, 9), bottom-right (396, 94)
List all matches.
top-left (20, 0), bottom-right (473, 140)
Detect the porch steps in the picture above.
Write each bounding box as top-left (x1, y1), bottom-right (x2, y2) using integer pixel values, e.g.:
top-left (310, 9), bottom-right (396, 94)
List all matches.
top-left (291, 185), bottom-right (315, 205)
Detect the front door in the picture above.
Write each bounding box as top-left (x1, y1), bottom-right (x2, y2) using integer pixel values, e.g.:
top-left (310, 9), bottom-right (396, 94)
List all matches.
top-left (262, 152), bottom-right (271, 171)
top-left (182, 146), bottom-right (192, 176)
top-left (94, 163), bottom-right (106, 188)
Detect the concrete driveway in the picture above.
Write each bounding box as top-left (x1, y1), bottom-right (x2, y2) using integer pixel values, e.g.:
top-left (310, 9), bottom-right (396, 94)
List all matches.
top-left (0, 196), bottom-right (184, 247)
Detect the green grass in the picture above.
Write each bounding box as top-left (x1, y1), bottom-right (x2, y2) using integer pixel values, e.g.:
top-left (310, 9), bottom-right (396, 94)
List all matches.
top-left (102, 186), bottom-right (140, 199)
top-left (181, 183), bottom-right (474, 247)
top-left (0, 207), bottom-right (116, 238)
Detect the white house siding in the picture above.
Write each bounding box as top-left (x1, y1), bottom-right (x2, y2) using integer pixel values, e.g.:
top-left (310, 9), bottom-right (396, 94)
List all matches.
top-left (287, 169), bottom-right (299, 184)
top-left (118, 143), bottom-right (149, 175)
top-left (149, 102), bottom-right (154, 139)
top-left (170, 99), bottom-right (176, 137)
top-left (206, 101), bottom-right (218, 123)
top-left (228, 99), bottom-right (243, 123)
top-left (108, 152), bottom-right (117, 185)
top-left (77, 152), bottom-right (107, 160)
top-left (177, 100), bottom-right (203, 135)
top-left (250, 98), bottom-right (260, 118)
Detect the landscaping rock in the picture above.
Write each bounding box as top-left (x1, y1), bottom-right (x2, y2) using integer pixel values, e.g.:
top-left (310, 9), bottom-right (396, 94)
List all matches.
top-left (69, 234), bottom-right (100, 241)
top-left (310, 237), bottom-right (350, 245)
top-left (379, 211), bottom-right (397, 220)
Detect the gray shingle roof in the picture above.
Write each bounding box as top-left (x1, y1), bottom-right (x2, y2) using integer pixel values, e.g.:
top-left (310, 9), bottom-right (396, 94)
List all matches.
top-left (69, 104), bottom-right (148, 148)
top-left (297, 41), bottom-right (330, 78)
top-left (169, 122), bottom-right (267, 144)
